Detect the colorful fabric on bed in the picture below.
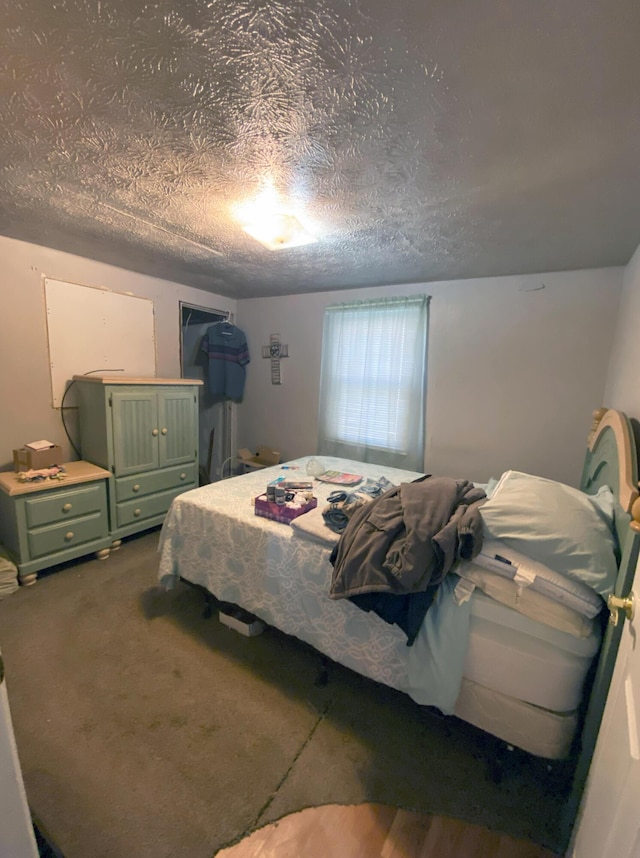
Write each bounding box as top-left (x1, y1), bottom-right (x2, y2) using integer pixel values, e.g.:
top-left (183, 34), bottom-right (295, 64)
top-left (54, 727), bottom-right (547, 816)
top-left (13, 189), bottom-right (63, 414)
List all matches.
top-left (157, 456), bottom-right (473, 713)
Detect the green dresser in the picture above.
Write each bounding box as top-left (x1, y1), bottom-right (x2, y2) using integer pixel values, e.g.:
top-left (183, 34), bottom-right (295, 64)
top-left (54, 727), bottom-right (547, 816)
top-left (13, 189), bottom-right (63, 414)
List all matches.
top-left (0, 461), bottom-right (112, 584)
top-left (74, 376), bottom-right (202, 541)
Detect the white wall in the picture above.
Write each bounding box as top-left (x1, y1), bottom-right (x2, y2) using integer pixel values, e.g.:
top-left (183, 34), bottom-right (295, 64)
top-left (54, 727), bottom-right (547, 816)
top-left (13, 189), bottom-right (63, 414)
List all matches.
top-left (0, 232), bottom-right (626, 486)
top-left (236, 268), bottom-right (623, 486)
top-left (604, 241), bottom-right (640, 415)
top-left (0, 235), bottom-right (235, 470)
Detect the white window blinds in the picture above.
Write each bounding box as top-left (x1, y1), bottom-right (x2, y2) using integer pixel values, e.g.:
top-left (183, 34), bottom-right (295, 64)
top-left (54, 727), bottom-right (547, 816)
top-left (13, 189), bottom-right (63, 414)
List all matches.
top-left (317, 295), bottom-right (429, 471)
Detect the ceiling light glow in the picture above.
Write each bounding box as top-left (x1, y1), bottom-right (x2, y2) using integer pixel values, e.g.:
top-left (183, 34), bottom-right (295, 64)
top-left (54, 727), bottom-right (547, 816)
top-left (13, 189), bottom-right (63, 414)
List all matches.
top-left (234, 181), bottom-right (317, 251)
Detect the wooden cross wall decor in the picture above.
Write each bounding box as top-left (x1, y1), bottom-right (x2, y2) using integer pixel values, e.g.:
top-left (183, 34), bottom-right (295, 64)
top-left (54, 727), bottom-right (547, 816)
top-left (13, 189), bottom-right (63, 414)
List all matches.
top-left (262, 333), bottom-right (289, 384)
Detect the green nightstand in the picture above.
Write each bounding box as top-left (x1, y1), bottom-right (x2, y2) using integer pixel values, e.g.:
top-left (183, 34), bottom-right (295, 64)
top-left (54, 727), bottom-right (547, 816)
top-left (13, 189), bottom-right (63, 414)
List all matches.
top-left (0, 461), bottom-right (112, 585)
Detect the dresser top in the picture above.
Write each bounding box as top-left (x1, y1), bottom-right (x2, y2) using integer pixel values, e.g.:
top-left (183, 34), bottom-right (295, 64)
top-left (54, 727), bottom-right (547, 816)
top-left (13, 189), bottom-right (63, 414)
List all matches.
top-left (0, 461), bottom-right (111, 497)
top-left (72, 375), bottom-right (203, 386)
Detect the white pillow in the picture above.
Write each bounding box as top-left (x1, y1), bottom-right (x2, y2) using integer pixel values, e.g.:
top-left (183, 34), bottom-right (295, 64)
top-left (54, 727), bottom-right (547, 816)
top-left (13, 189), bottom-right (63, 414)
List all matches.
top-left (479, 470), bottom-right (618, 597)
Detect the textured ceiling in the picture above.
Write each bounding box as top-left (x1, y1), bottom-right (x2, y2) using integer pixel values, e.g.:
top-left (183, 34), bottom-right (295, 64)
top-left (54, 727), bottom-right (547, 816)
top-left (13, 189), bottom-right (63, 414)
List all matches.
top-left (1, 0), bottom-right (640, 299)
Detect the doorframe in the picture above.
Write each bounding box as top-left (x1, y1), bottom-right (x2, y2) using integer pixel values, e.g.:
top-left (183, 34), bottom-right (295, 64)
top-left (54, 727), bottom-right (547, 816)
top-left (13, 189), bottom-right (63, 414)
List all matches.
top-left (179, 301), bottom-right (234, 481)
top-left (179, 301), bottom-right (231, 376)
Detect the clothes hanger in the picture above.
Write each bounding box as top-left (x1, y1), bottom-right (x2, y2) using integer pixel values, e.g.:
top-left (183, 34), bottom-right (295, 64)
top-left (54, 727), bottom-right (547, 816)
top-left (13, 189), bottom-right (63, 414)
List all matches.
top-left (210, 317), bottom-right (233, 335)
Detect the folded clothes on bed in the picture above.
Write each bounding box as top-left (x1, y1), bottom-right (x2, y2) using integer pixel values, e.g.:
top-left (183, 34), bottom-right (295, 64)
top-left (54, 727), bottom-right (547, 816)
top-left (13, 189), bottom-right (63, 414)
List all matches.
top-left (291, 476), bottom-right (398, 542)
top-left (322, 492), bottom-right (368, 533)
top-left (289, 506), bottom-right (340, 546)
top-left (322, 476), bottom-right (397, 533)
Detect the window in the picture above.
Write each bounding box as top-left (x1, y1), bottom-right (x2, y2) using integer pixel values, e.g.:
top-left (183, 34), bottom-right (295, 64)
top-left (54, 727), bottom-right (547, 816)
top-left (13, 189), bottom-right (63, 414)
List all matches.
top-left (317, 295), bottom-right (429, 471)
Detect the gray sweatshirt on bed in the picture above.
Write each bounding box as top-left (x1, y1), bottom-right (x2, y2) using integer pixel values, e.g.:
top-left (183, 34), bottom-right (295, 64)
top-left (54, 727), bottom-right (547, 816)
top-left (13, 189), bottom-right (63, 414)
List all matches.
top-left (329, 475), bottom-right (486, 599)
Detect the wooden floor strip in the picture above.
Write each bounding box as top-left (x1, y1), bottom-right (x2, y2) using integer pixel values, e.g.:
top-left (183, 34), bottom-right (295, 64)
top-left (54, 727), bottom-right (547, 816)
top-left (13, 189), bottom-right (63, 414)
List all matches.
top-left (215, 804), bottom-right (560, 858)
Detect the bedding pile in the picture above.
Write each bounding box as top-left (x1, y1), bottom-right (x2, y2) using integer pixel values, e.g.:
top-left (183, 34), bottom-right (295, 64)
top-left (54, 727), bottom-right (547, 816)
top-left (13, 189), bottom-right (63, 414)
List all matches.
top-left (328, 476), bottom-right (487, 644)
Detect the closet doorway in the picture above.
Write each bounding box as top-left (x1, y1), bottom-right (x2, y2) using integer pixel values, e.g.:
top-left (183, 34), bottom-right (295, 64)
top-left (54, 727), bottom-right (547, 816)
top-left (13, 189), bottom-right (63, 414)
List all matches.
top-left (179, 302), bottom-right (232, 484)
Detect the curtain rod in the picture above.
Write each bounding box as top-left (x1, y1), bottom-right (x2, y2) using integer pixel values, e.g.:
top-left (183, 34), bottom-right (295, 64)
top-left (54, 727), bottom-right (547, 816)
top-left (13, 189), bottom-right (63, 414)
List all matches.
top-left (326, 294), bottom-right (430, 311)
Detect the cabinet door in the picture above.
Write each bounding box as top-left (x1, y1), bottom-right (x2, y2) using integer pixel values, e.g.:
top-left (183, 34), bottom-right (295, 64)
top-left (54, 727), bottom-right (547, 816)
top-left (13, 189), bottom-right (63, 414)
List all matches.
top-left (157, 388), bottom-right (197, 468)
top-left (111, 390), bottom-right (159, 476)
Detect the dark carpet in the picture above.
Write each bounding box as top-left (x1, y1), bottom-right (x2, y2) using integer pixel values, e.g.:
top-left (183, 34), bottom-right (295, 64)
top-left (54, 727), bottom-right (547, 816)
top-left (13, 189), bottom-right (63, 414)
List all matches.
top-left (0, 530), bottom-right (569, 858)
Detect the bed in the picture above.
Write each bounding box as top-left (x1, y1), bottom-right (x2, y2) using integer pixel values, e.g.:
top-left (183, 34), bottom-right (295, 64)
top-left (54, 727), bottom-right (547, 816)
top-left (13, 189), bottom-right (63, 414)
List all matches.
top-left (157, 408), bottom-right (640, 784)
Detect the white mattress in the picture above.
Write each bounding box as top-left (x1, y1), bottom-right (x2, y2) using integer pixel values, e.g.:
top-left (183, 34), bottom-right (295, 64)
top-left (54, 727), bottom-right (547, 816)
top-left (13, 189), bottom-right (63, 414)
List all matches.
top-left (464, 591), bottom-right (601, 712)
top-left (454, 679), bottom-right (578, 759)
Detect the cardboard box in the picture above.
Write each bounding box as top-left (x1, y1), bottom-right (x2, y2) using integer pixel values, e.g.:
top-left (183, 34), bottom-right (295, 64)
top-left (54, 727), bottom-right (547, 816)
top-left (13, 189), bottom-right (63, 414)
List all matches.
top-left (238, 445), bottom-right (281, 471)
top-left (13, 445), bottom-right (64, 472)
top-left (254, 493), bottom-right (317, 524)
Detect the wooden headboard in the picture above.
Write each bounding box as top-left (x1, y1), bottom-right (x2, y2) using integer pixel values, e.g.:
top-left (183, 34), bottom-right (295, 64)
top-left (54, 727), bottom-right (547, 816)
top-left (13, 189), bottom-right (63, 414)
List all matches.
top-left (581, 406), bottom-right (640, 556)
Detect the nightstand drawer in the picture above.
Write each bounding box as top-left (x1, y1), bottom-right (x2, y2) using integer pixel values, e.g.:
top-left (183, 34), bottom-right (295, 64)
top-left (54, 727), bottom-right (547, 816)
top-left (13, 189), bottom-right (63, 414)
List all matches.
top-left (25, 483), bottom-right (105, 529)
top-left (114, 463), bottom-right (196, 502)
top-left (28, 512), bottom-right (107, 560)
top-left (115, 485), bottom-right (191, 529)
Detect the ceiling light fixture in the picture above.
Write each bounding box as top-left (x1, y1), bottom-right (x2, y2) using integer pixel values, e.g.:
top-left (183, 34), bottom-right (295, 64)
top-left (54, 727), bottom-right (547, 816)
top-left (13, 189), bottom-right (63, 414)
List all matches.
top-left (234, 180), bottom-right (317, 251)
top-left (241, 212), bottom-right (316, 251)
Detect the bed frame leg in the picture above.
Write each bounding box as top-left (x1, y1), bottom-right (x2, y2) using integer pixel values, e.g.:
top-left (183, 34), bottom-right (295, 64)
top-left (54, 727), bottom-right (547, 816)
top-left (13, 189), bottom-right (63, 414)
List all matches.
top-left (486, 743), bottom-right (515, 784)
top-left (203, 593), bottom-right (215, 620)
top-left (315, 655), bottom-right (329, 687)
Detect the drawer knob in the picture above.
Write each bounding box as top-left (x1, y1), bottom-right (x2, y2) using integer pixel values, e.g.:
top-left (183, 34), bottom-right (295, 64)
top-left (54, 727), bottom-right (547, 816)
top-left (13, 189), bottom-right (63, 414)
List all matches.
top-left (134, 508), bottom-right (141, 517)
top-left (64, 531), bottom-right (74, 541)
top-left (132, 484), bottom-right (140, 493)
top-left (180, 472), bottom-right (186, 480)
top-left (62, 503), bottom-right (73, 513)
top-left (152, 428), bottom-right (159, 437)
top-left (161, 427), bottom-right (168, 435)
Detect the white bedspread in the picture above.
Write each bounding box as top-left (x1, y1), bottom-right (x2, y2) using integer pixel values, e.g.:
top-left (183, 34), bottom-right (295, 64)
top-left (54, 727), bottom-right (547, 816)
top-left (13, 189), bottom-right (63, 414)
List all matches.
top-left (158, 456), bottom-right (474, 713)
